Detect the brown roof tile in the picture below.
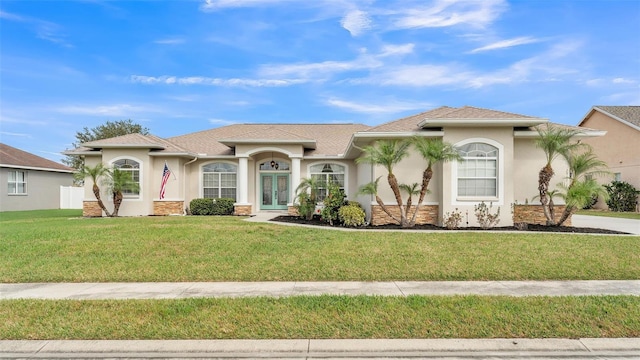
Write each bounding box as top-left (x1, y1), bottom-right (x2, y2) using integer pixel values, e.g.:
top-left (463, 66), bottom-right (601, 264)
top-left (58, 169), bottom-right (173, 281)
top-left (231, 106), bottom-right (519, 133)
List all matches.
top-left (364, 106), bottom-right (457, 132)
top-left (0, 143), bottom-right (73, 172)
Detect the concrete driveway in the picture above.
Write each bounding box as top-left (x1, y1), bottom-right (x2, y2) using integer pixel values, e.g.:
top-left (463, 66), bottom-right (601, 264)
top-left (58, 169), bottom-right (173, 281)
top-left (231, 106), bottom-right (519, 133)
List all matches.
top-left (572, 214), bottom-right (640, 235)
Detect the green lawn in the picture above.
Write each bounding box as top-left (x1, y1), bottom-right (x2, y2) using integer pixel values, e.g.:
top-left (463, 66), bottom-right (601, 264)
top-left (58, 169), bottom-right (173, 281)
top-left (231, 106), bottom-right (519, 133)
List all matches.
top-left (576, 209), bottom-right (640, 220)
top-left (1, 210), bottom-right (639, 282)
top-left (2, 296), bottom-right (638, 339)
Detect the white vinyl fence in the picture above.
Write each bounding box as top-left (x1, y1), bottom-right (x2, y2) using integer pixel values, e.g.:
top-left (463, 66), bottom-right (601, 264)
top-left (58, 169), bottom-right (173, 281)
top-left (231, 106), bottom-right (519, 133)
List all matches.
top-left (60, 186), bottom-right (83, 209)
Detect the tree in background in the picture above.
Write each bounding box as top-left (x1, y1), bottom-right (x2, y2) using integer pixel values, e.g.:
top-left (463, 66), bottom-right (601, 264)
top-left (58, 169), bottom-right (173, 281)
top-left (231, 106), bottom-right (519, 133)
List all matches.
top-left (63, 120), bottom-right (150, 170)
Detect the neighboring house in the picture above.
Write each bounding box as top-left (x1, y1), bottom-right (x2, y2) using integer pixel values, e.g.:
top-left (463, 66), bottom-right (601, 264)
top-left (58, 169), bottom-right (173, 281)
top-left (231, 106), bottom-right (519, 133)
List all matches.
top-left (578, 106), bottom-right (640, 208)
top-left (65, 106), bottom-right (604, 225)
top-left (0, 143), bottom-right (74, 212)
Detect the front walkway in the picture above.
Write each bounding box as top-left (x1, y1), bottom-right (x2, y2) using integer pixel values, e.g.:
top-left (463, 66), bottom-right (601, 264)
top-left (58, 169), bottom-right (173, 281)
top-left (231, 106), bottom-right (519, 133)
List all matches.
top-left (2, 280), bottom-right (639, 300)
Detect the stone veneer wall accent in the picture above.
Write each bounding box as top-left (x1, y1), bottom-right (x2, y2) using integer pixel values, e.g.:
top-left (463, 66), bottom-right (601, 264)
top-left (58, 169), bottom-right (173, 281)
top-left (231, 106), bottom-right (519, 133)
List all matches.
top-left (153, 201), bottom-right (184, 216)
top-left (513, 205), bottom-right (571, 226)
top-left (288, 206), bottom-right (299, 216)
top-left (83, 201), bottom-right (103, 217)
top-left (371, 205), bottom-right (439, 226)
top-left (234, 205), bottom-right (252, 216)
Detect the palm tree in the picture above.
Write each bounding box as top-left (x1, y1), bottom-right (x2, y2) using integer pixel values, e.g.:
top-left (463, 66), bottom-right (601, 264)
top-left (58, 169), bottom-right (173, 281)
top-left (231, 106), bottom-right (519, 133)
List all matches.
top-left (356, 139), bottom-right (411, 226)
top-left (102, 168), bottom-right (139, 217)
top-left (295, 176), bottom-right (321, 220)
top-left (411, 137), bottom-right (460, 226)
top-left (399, 183), bottom-right (421, 211)
top-left (556, 148), bottom-right (609, 226)
top-left (357, 177), bottom-right (400, 223)
top-left (74, 163), bottom-right (111, 217)
top-left (534, 124), bottom-right (583, 225)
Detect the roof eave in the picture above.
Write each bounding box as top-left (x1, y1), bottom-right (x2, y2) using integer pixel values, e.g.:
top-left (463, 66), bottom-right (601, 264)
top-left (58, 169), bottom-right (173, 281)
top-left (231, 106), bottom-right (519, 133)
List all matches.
top-left (418, 118), bottom-right (548, 128)
top-left (581, 106), bottom-right (640, 131)
top-left (0, 164), bottom-right (74, 173)
top-left (514, 130), bottom-right (607, 138)
top-left (218, 139), bottom-right (317, 149)
top-left (343, 131), bottom-right (445, 158)
top-left (81, 144), bottom-right (166, 150)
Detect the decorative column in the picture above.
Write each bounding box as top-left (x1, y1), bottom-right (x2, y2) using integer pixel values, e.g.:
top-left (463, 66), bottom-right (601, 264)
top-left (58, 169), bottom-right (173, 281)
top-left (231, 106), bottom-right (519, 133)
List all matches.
top-left (234, 156), bottom-right (251, 215)
top-left (290, 156), bottom-right (301, 205)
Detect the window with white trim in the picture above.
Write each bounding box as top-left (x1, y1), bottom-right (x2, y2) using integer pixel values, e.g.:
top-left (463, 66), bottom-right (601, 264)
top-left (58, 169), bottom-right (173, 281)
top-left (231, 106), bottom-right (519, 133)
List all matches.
top-left (310, 163), bottom-right (345, 201)
top-left (8, 170), bottom-right (27, 195)
top-left (203, 163), bottom-right (237, 200)
top-left (457, 143), bottom-right (498, 197)
top-left (113, 159), bottom-right (140, 196)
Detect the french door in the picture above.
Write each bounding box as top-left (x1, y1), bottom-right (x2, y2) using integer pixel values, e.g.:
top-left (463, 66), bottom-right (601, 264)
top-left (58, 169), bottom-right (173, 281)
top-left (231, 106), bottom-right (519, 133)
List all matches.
top-left (261, 173), bottom-right (289, 210)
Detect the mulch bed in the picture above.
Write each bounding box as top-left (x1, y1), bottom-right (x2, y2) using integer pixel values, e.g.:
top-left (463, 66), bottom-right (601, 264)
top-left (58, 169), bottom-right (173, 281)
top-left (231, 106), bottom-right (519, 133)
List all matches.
top-left (270, 216), bottom-right (629, 234)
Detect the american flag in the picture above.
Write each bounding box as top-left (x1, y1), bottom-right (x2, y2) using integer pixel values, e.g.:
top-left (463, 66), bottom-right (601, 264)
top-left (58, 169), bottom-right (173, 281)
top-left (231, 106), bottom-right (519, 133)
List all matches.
top-left (159, 162), bottom-right (171, 199)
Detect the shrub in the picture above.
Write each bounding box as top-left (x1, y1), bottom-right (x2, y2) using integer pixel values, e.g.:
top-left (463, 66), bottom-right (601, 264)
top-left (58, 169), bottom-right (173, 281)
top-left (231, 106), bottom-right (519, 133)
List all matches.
top-left (212, 198), bottom-right (235, 215)
top-left (295, 192), bottom-right (316, 220)
top-left (339, 203), bottom-right (366, 227)
top-left (604, 181), bottom-right (639, 212)
top-left (190, 198), bottom-right (213, 215)
top-left (474, 201), bottom-right (500, 229)
top-left (442, 208), bottom-right (462, 229)
top-left (321, 182), bottom-right (347, 225)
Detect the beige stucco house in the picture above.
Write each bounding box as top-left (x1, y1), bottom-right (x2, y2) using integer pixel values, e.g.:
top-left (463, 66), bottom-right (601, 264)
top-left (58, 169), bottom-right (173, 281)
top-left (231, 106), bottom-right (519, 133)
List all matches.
top-left (67, 106), bottom-right (604, 226)
top-left (578, 106), bottom-right (640, 209)
top-left (1, 143), bottom-right (74, 211)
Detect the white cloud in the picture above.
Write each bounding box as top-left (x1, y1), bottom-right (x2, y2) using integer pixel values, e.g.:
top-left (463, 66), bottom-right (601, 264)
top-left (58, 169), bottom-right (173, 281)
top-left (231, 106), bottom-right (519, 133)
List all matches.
top-left (378, 43), bottom-right (415, 57)
top-left (612, 77), bottom-right (636, 84)
top-left (209, 118), bottom-right (239, 126)
top-left (1, 10), bottom-right (72, 47)
top-left (341, 9), bottom-right (372, 36)
top-left (392, 0), bottom-right (507, 29)
top-left (326, 97), bottom-right (432, 114)
top-left (154, 37), bottom-right (186, 45)
top-left (372, 64), bottom-right (473, 87)
top-left (259, 56), bottom-right (381, 78)
top-left (200, 0), bottom-right (294, 11)
top-left (0, 131), bottom-right (32, 138)
top-left (130, 75), bottom-right (307, 87)
top-left (470, 36), bottom-right (540, 53)
top-left (56, 104), bottom-right (157, 116)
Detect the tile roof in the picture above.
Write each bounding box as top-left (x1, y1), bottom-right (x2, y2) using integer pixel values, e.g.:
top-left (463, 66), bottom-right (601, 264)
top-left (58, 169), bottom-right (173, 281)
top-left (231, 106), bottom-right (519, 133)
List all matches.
top-left (0, 143), bottom-right (73, 172)
top-left (169, 123), bottom-right (370, 156)
top-left (594, 106), bottom-right (640, 128)
top-left (70, 133), bottom-right (191, 154)
top-left (364, 106), bottom-right (457, 132)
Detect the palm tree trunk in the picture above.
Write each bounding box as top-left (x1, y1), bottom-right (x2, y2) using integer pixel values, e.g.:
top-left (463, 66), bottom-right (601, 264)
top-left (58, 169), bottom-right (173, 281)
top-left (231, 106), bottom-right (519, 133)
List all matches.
top-left (112, 191), bottom-right (123, 217)
top-left (556, 205), bottom-right (574, 226)
top-left (410, 166), bottom-right (433, 226)
top-left (538, 165), bottom-right (555, 225)
top-left (92, 184), bottom-right (112, 217)
top-left (387, 173), bottom-right (408, 227)
top-left (374, 195), bottom-right (402, 225)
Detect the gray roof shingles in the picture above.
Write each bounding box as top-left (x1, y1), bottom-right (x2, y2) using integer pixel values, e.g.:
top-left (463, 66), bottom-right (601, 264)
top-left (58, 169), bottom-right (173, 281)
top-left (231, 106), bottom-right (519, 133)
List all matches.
top-left (595, 106), bottom-right (640, 128)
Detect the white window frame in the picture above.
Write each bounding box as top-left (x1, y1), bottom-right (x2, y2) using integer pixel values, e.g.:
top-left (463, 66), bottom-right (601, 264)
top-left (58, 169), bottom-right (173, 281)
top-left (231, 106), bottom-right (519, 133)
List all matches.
top-left (308, 162), bottom-right (348, 202)
top-left (201, 161), bottom-right (238, 201)
top-left (452, 138), bottom-right (504, 205)
top-left (7, 170), bottom-right (27, 195)
top-left (111, 157), bottom-right (142, 199)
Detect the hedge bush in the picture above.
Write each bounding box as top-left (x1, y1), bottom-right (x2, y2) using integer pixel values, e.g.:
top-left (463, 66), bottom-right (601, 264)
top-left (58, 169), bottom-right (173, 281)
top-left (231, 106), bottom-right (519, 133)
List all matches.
top-left (605, 181), bottom-right (639, 212)
top-left (212, 198), bottom-right (235, 215)
top-left (189, 198), bottom-right (235, 215)
top-left (190, 198), bottom-right (214, 215)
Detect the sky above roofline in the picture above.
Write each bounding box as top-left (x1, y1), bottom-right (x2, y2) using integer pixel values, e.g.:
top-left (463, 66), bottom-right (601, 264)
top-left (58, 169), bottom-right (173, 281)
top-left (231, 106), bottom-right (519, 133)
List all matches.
top-left (1, 0), bottom-right (638, 163)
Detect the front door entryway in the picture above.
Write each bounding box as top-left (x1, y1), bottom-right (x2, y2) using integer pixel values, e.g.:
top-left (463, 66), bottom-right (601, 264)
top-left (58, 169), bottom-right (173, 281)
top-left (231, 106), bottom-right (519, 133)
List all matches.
top-left (261, 173), bottom-right (289, 210)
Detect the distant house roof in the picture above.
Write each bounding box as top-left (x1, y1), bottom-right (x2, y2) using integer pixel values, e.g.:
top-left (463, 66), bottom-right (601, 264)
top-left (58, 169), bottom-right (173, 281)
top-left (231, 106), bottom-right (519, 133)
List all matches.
top-left (0, 143), bottom-right (73, 173)
top-left (579, 106), bottom-right (640, 131)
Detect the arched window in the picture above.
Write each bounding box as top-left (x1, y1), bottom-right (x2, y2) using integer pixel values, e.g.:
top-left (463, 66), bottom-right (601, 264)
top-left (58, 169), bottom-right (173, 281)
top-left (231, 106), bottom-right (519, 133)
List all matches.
top-left (457, 143), bottom-right (498, 197)
top-left (259, 160), bottom-right (290, 171)
top-left (310, 163), bottom-right (345, 201)
top-left (203, 162), bottom-right (237, 200)
top-left (113, 158), bottom-right (140, 196)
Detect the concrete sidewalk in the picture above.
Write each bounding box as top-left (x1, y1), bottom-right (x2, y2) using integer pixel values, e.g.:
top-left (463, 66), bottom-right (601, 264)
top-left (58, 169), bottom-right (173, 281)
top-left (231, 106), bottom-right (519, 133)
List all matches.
top-left (2, 338), bottom-right (640, 359)
top-left (2, 280), bottom-right (639, 299)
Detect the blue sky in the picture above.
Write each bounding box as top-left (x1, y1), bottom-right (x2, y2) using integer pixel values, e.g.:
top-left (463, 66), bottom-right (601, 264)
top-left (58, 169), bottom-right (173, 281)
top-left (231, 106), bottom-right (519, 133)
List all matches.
top-left (1, 0), bottom-right (639, 163)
